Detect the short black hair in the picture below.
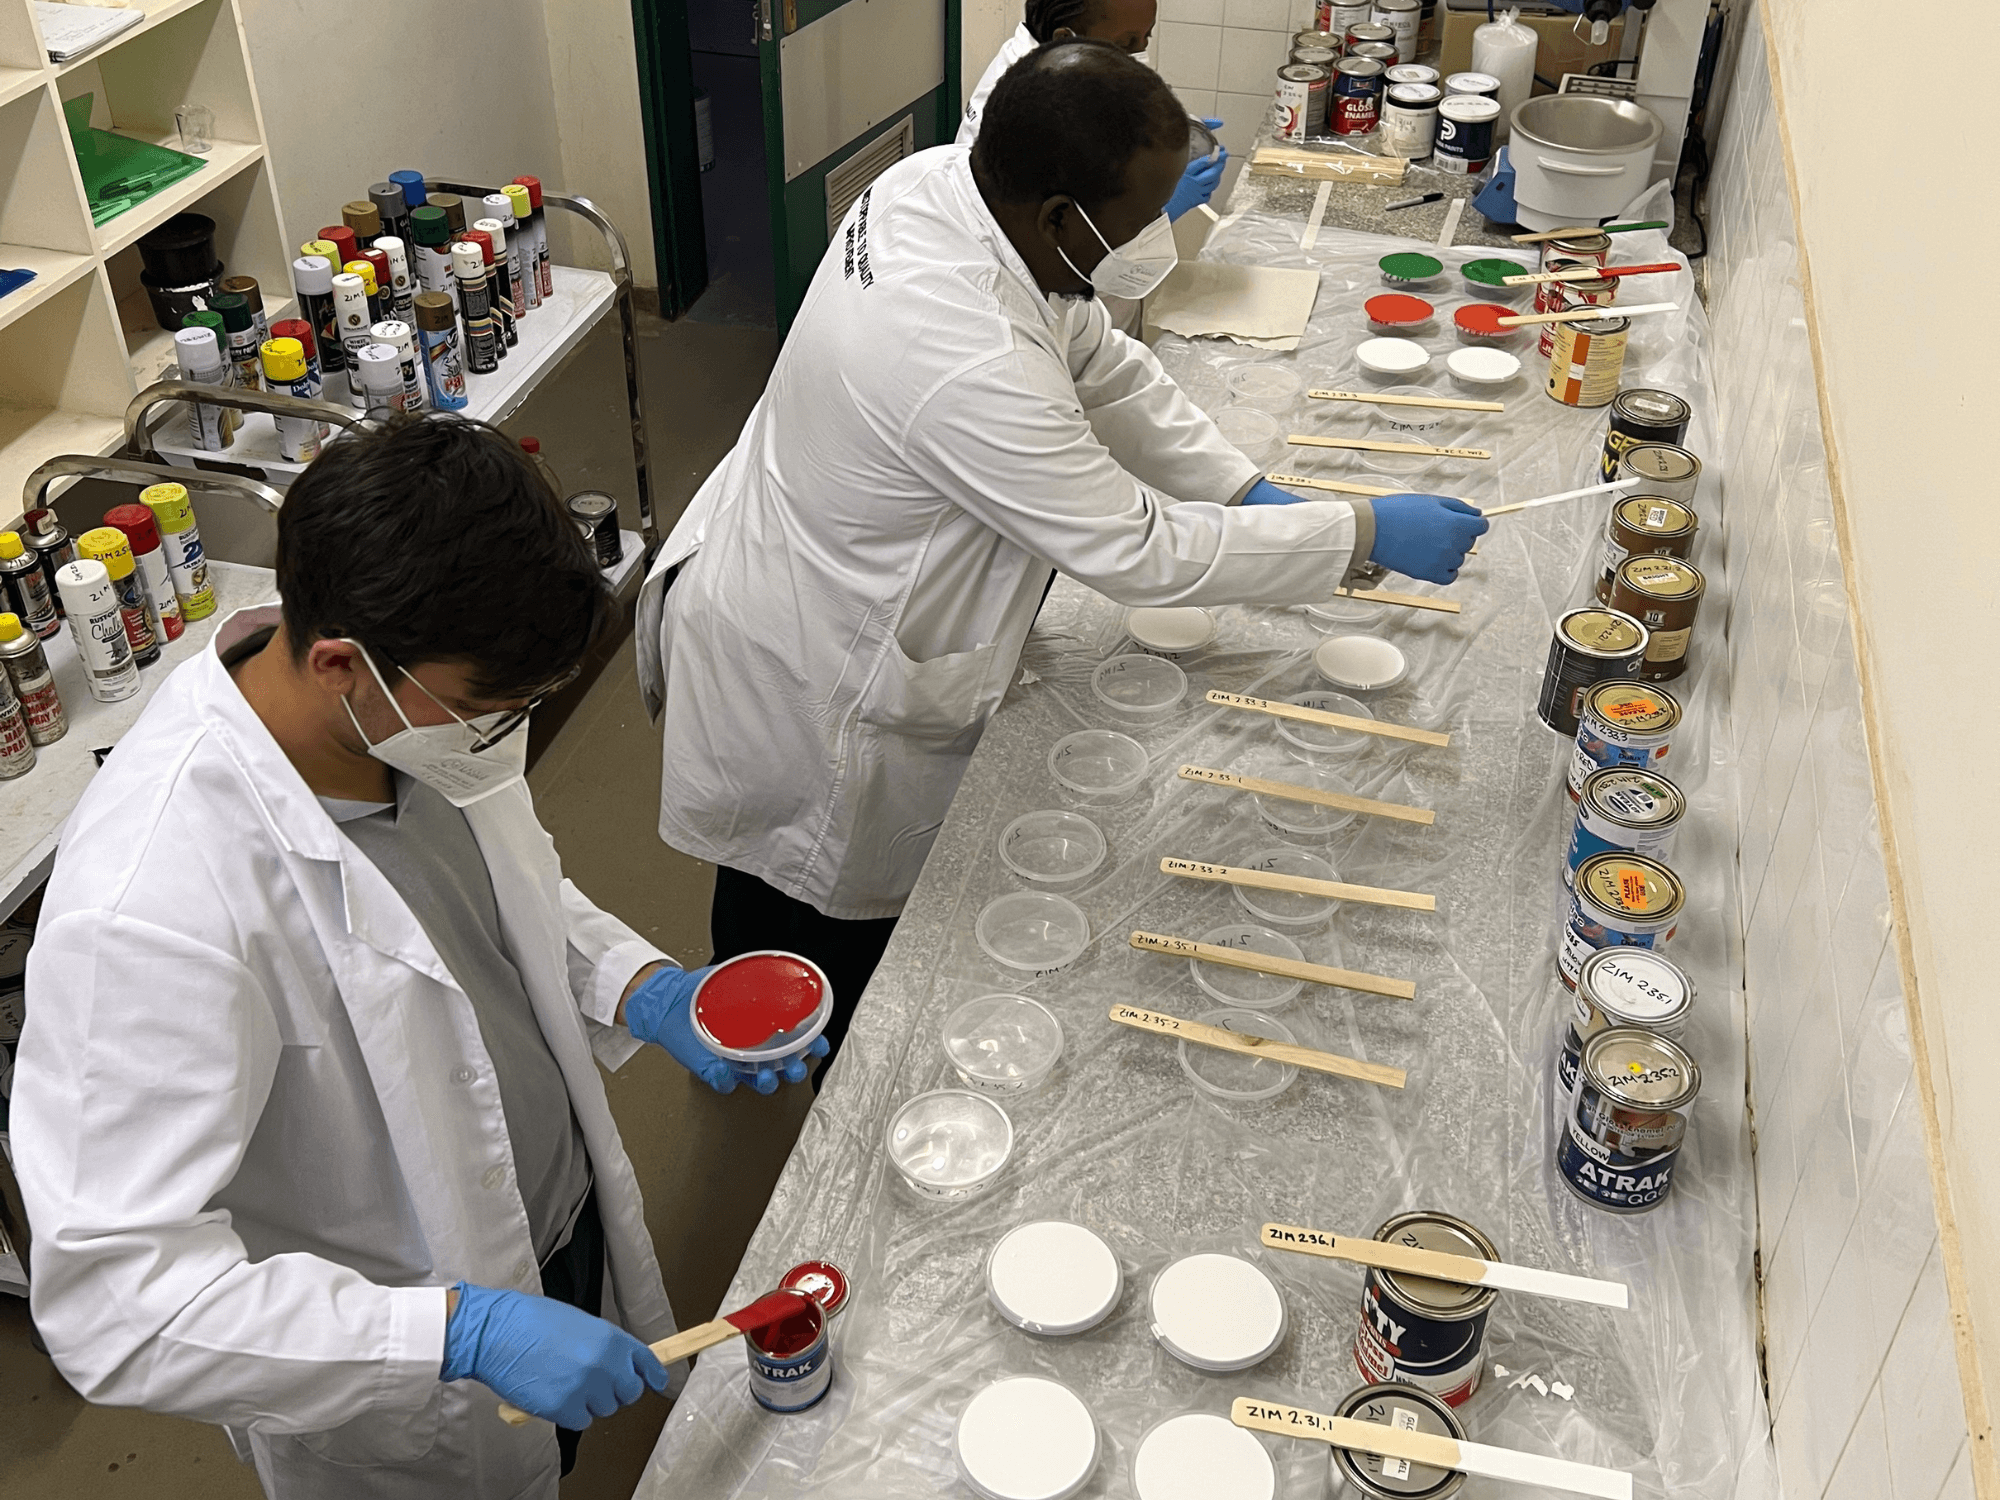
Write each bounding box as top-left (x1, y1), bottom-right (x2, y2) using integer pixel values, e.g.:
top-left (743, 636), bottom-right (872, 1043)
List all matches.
top-left (276, 414), bottom-right (614, 699)
top-left (1024, 0), bottom-right (1105, 41)
top-left (972, 39), bottom-right (1188, 208)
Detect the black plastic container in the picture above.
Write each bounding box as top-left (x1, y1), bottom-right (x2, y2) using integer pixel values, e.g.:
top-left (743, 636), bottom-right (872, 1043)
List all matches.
top-left (140, 262), bottom-right (222, 331)
top-left (136, 213), bottom-right (217, 283)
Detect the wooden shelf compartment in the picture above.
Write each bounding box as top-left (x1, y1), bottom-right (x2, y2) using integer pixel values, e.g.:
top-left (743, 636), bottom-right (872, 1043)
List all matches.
top-left (0, 80), bottom-right (95, 334)
top-left (0, 0), bottom-right (45, 76)
top-left (0, 270), bottom-right (131, 511)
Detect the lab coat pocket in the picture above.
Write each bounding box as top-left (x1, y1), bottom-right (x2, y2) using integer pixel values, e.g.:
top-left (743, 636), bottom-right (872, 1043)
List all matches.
top-left (857, 639), bottom-right (1002, 743)
top-left (296, 1382), bottom-right (442, 1466)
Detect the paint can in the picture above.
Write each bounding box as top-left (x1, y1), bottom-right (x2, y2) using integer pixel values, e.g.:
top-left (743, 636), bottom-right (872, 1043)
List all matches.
top-left (1352, 1210), bottom-right (1497, 1405)
top-left (1344, 20), bottom-right (1393, 53)
top-left (0, 532), bottom-right (58, 639)
top-left (355, 250), bottom-right (393, 325)
top-left (1547, 315), bottom-right (1630, 408)
top-left (291, 254), bottom-right (345, 391)
top-left (1432, 94), bottom-right (1499, 174)
top-left (219, 275), bottom-right (268, 345)
top-left (169, 325), bottom-right (232, 451)
top-left (1380, 83), bottom-right (1441, 159)
top-left (370, 320), bottom-right (427, 413)
top-left (1274, 63), bottom-right (1331, 140)
top-left (1330, 55), bottom-right (1384, 135)
top-left (509, 177), bottom-right (554, 303)
top-left (409, 206), bottom-right (460, 316)
top-left (0, 665), bottom-right (33, 779)
top-left (1369, 0), bottom-right (1420, 62)
top-left (75, 528), bottom-right (162, 667)
top-left (1565, 766), bottom-right (1684, 886)
top-left (353, 343), bottom-right (405, 416)
top-left (482, 193), bottom-right (528, 324)
top-left (1443, 70), bottom-right (1499, 98)
top-left (331, 273), bottom-right (375, 408)
top-left (139, 483), bottom-right (216, 623)
top-left (1294, 46), bottom-right (1337, 76)
top-left (1595, 494), bottom-right (1698, 603)
top-left (414, 291), bottom-right (468, 410)
top-left (1294, 28), bottom-right (1340, 54)
top-left (100, 504), bottom-right (183, 645)
top-left (743, 1289), bottom-right (834, 1412)
top-left (1559, 851), bottom-right (1684, 989)
top-left (1568, 679), bottom-right (1680, 799)
top-left (1536, 270), bottom-right (1618, 359)
top-left (20, 511), bottom-right (75, 623)
top-left (502, 184), bottom-right (541, 311)
top-left (373, 235), bottom-right (416, 321)
top-left (1600, 388), bottom-right (1691, 483)
top-left (1329, 1383), bottom-right (1466, 1499)
top-left (369, 181), bottom-right (411, 249)
top-left (212, 292), bottom-right (263, 393)
top-left (54, 560), bottom-right (140, 702)
top-left (452, 241), bottom-right (500, 374)
top-left (1608, 554), bottom-right (1705, 681)
top-left (461, 230), bottom-right (509, 359)
top-left (566, 491), bottom-right (624, 569)
top-left (260, 339), bottom-right (324, 461)
top-left (1616, 442), bottom-right (1702, 506)
top-left (1558, 946), bottom-right (1694, 1099)
top-left (1536, 607), bottom-right (1648, 737)
top-left (1384, 62), bottom-right (1437, 88)
top-left (0, 611), bottom-right (66, 746)
top-left (1557, 1027), bottom-right (1700, 1213)
top-left (1350, 40), bottom-right (1397, 68)
top-left (1323, 0), bottom-right (1372, 37)
top-left (1542, 230), bottom-right (1611, 268)
top-left (268, 317), bottom-right (324, 407)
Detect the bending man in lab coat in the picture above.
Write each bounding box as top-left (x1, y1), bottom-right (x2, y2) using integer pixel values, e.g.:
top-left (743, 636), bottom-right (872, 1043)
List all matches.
top-left (637, 41), bottom-right (1485, 1078)
top-left (15, 417), bottom-right (813, 1500)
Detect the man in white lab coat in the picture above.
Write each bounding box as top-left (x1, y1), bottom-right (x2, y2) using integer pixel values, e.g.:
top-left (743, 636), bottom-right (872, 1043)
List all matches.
top-left (637, 41), bottom-right (1485, 1076)
top-left (14, 417), bottom-right (812, 1499)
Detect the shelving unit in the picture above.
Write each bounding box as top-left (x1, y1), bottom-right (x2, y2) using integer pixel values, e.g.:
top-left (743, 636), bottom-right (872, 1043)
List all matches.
top-left (0, 0), bottom-right (285, 508)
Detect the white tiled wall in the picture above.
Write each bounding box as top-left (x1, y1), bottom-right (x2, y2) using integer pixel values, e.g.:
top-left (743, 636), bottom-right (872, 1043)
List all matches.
top-left (1155, 0), bottom-right (1319, 152)
top-left (1709, 4), bottom-right (1971, 1497)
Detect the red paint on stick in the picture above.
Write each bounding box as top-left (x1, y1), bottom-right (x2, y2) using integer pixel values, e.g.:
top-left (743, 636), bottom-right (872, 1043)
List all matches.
top-left (742, 1291), bottom-right (824, 1358)
top-left (694, 953), bottom-right (825, 1048)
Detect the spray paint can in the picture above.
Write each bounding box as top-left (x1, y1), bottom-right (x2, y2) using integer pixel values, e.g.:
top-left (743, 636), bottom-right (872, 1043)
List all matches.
top-left (354, 343), bottom-right (404, 416)
top-left (332, 272), bottom-right (375, 409)
top-left (429, 192), bottom-right (466, 236)
top-left (470, 223), bottom-right (518, 349)
top-left (140, 483), bottom-right (217, 622)
top-left (173, 324), bottom-right (233, 450)
top-left (261, 339), bottom-right (324, 460)
top-left (54, 560), bottom-right (140, 702)
top-left (180, 311), bottom-right (238, 440)
top-left (414, 292), bottom-right (468, 409)
top-left (268, 317), bottom-right (324, 402)
top-left (453, 241), bottom-right (499, 373)
top-left (502, 184), bottom-right (539, 311)
top-left (481, 194), bottom-right (527, 321)
top-left (19, 510), bottom-right (75, 619)
top-left (356, 251), bottom-right (393, 324)
top-left (76, 528), bottom-right (163, 667)
top-left (390, 169), bottom-right (426, 213)
top-left (319, 224), bottom-right (360, 274)
top-left (212, 293), bottom-right (264, 392)
top-left (102, 503), bottom-right (185, 645)
top-left (373, 234), bottom-right (416, 320)
top-left (370, 181), bottom-right (411, 247)
top-left (291, 255), bottom-right (345, 393)
top-left (342, 200), bottom-right (382, 260)
top-left (0, 661), bottom-right (33, 779)
top-left (409, 206), bottom-right (459, 315)
top-left (0, 532), bottom-right (58, 639)
top-left (370, 320), bottom-right (426, 412)
top-left (219, 275), bottom-right (269, 344)
top-left (0, 612), bottom-right (66, 746)
top-left (511, 177), bottom-right (553, 303)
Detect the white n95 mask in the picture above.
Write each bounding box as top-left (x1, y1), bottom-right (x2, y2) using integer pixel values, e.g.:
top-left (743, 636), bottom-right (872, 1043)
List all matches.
top-left (341, 641), bottom-right (529, 808)
top-left (1060, 201), bottom-right (1178, 300)
top-left (1130, 49), bottom-right (1152, 67)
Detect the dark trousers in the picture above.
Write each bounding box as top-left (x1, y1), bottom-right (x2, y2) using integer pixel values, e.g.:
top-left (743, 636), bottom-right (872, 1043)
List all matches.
top-left (709, 864), bottom-right (898, 1088)
top-left (540, 1188), bottom-right (606, 1478)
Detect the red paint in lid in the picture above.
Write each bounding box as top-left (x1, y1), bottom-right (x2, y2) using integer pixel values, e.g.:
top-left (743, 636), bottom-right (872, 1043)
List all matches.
top-left (1365, 293), bottom-right (1433, 326)
top-left (101, 504), bottom-right (160, 554)
top-left (511, 175), bottom-right (544, 209)
top-left (779, 1260), bottom-right (850, 1317)
top-left (746, 1289), bottom-right (824, 1358)
top-left (693, 952), bottom-right (827, 1050)
top-left (1454, 302), bottom-right (1513, 336)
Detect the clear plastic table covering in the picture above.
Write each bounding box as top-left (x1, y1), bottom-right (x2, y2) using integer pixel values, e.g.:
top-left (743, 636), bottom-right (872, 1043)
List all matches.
top-left (636, 211), bottom-right (1776, 1500)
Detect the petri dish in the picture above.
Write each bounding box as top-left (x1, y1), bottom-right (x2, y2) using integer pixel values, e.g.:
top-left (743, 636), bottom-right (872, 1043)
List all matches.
top-left (1376, 386), bottom-right (1447, 436)
top-left (1229, 847), bottom-right (1340, 930)
top-left (887, 1089), bottom-right (1015, 1200)
top-left (944, 993), bottom-right (1065, 1094)
top-left (976, 890), bottom-right (1092, 974)
top-left (1212, 405), bottom-right (1282, 461)
top-left (1225, 364), bottom-right (1303, 415)
top-left (1460, 255), bottom-right (1534, 300)
top-left (1273, 689), bottom-right (1375, 761)
top-left (1356, 338), bottom-right (1430, 379)
top-left (957, 1376), bottom-right (1100, 1500)
top-left (1178, 1007), bottom-right (1300, 1103)
top-left (1305, 594), bottom-right (1385, 630)
top-left (986, 1220), bottom-right (1122, 1336)
top-left (1364, 293), bottom-right (1435, 338)
top-left (1379, 250), bottom-right (1445, 288)
top-left (691, 951), bottom-right (833, 1079)
top-left (1091, 652), bottom-right (1188, 721)
top-left (1453, 301), bottom-right (1522, 346)
top-left (1125, 606), bottom-right (1217, 657)
top-left (1048, 729), bottom-right (1149, 801)
top-left (998, 809), bottom-right (1107, 886)
top-left (1314, 634), bottom-right (1409, 695)
top-left (1193, 922), bottom-right (1305, 1009)
top-left (1133, 1412), bottom-right (1278, 1500)
top-left (1446, 346), bottom-right (1521, 389)
top-left (1250, 761), bottom-right (1358, 838)
top-left (1149, 1252), bottom-right (1288, 1370)
top-left (1358, 427), bottom-right (1431, 476)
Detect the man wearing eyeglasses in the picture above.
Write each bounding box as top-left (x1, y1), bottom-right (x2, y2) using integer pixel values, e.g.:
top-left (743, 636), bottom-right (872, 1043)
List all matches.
top-left (11, 416), bottom-right (805, 1499)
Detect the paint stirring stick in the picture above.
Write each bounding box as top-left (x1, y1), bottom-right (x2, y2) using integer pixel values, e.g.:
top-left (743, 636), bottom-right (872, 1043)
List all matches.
top-left (1231, 1397), bottom-right (1633, 1500)
top-left (1496, 301), bottom-right (1679, 329)
top-left (1258, 1222), bottom-right (1630, 1310)
top-left (1161, 856), bottom-right (1437, 913)
top-left (1480, 478), bottom-right (1641, 517)
top-left (1128, 933), bottom-right (1415, 1001)
top-left (1499, 261), bottom-right (1680, 286)
top-left (1203, 689), bottom-right (1450, 747)
top-left (1110, 1003), bottom-right (1408, 1087)
top-left (1510, 220), bottom-right (1668, 243)
top-left (1177, 763), bottom-right (1436, 825)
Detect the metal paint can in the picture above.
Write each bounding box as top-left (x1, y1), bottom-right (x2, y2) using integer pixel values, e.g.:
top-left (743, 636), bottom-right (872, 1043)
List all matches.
top-left (1559, 851), bottom-right (1685, 989)
top-left (1352, 1210), bottom-right (1497, 1406)
top-left (1330, 55), bottom-right (1384, 135)
top-left (1600, 387), bottom-right (1691, 483)
top-left (1536, 607), bottom-right (1648, 737)
top-left (1557, 1027), bottom-right (1700, 1213)
top-left (566, 491), bottom-right (624, 569)
top-left (1275, 63), bottom-right (1331, 140)
top-left (53, 560), bottom-right (140, 703)
top-left (1541, 231), bottom-right (1611, 269)
top-left (1564, 767), bottom-right (1685, 884)
top-left (1546, 315), bottom-right (1630, 408)
top-left (0, 668), bottom-right (33, 779)
top-left (1344, 20), bottom-right (1393, 52)
top-left (1536, 270), bottom-right (1618, 359)
top-left (1383, 62), bottom-right (1437, 89)
top-left (1568, 679), bottom-right (1680, 799)
top-left (1443, 70), bottom-right (1499, 99)
top-left (1350, 39), bottom-right (1397, 67)
top-left (1596, 494), bottom-right (1698, 603)
top-left (0, 532), bottom-right (57, 639)
top-left (1379, 84), bottom-right (1441, 159)
top-left (1608, 554), bottom-right (1705, 681)
top-left (1432, 94), bottom-right (1499, 174)
top-left (1295, 28), bottom-right (1340, 53)
top-left (1329, 1383), bottom-right (1466, 1498)
top-left (1324, 0), bottom-right (1373, 35)
top-left (1616, 442), bottom-right (1703, 505)
top-left (1557, 947), bottom-right (1694, 1098)
top-left (1294, 43), bottom-right (1337, 69)
top-left (1369, 0), bottom-right (1419, 63)
top-left (0, 612), bottom-right (65, 746)
top-left (744, 1289), bottom-right (834, 1412)
top-left (1529, 256), bottom-right (1586, 335)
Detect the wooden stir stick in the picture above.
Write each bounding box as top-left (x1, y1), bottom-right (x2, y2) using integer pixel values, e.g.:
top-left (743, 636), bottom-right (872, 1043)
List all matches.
top-left (1306, 387), bottom-right (1505, 413)
top-left (1204, 690), bottom-right (1449, 747)
top-left (1128, 932), bottom-right (1415, 1001)
top-left (1257, 1223), bottom-right (1629, 1309)
top-left (1510, 220), bottom-right (1667, 243)
top-left (1495, 301), bottom-right (1678, 329)
top-left (1332, 585), bottom-right (1461, 614)
top-left (1179, 763), bottom-right (1436, 827)
top-left (1288, 433), bottom-right (1492, 461)
top-left (1160, 856), bottom-right (1435, 913)
top-left (1499, 261), bottom-right (1680, 285)
top-left (1265, 471), bottom-right (1401, 498)
top-left (1110, 1003), bottom-right (1407, 1088)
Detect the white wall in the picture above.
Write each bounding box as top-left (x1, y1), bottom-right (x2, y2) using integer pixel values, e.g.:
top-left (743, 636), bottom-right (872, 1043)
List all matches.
top-left (963, 0), bottom-right (1019, 106)
top-left (1154, 0), bottom-right (1307, 154)
top-left (542, 0), bottom-right (657, 286)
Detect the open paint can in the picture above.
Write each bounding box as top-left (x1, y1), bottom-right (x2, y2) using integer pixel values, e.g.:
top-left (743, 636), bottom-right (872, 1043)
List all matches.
top-left (743, 1289), bottom-right (832, 1412)
top-left (690, 950), bottom-right (832, 1080)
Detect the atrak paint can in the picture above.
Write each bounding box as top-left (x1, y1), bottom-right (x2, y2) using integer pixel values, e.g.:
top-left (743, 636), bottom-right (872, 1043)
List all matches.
top-left (1557, 1027), bottom-right (1700, 1213)
top-left (1559, 850), bottom-right (1685, 990)
top-left (1352, 1210), bottom-right (1498, 1406)
top-left (1536, 607), bottom-right (1649, 737)
top-left (1568, 679), bottom-right (1681, 800)
top-left (1557, 946), bottom-right (1694, 1099)
top-left (744, 1290), bottom-right (834, 1412)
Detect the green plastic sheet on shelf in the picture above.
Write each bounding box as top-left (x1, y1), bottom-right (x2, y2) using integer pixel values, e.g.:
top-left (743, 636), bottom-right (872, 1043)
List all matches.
top-left (63, 92), bottom-right (206, 227)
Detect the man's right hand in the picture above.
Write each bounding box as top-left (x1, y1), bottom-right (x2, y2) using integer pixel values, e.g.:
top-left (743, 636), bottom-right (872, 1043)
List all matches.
top-left (441, 1282), bottom-right (666, 1428)
top-left (1366, 492), bottom-right (1489, 584)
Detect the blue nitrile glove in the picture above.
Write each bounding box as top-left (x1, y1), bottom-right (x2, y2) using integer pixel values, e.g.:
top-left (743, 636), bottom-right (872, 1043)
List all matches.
top-left (441, 1281), bottom-right (666, 1428)
top-left (623, 964), bottom-right (828, 1095)
top-left (1367, 492), bottom-right (1489, 584)
top-left (1242, 478), bottom-right (1300, 506)
top-left (1167, 121), bottom-right (1227, 221)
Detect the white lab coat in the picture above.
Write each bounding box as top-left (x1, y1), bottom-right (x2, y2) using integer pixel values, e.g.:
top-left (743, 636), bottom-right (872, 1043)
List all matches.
top-left (956, 22), bottom-right (1036, 145)
top-left (635, 146), bottom-right (1360, 920)
top-left (12, 606), bottom-right (681, 1500)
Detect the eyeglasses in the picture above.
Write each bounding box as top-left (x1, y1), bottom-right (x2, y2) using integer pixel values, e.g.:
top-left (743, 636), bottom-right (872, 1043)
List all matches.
top-left (382, 654), bottom-right (583, 754)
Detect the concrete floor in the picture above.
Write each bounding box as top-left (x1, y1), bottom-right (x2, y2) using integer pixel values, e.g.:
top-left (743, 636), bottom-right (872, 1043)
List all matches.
top-left (0, 311), bottom-right (788, 1497)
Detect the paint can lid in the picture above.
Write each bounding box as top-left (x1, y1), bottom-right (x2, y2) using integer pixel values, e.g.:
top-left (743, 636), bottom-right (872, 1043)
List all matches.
top-left (1370, 1210), bottom-right (1499, 1315)
top-left (76, 526), bottom-right (136, 579)
top-left (101, 503), bottom-right (161, 555)
top-left (139, 482), bottom-right (192, 524)
top-left (1577, 946), bottom-right (1695, 1028)
top-left (0, 535), bottom-right (19, 561)
top-left (212, 291), bottom-right (251, 330)
top-left (1331, 1384), bottom-right (1465, 1498)
top-left (1132, 1413), bottom-right (1276, 1500)
top-left (482, 191), bottom-right (516, 221)
top-left (390, 169), bottom-right (427, 207)
top-left (956, 1377), bottom-right (1099, 1500)
top-left (1573, 850), bottom-right (1684, 922)
top-left (985, 1221), bottom-right (1121, 1336)
top-left (220, 274), bottom-right (262, 310)
top-left (1581, 1025), bottom-right (1700, 1109)
top-left (473, 217), bottom-right (508, 253)
top-left (1149, 1254), bottom-right (1287, 1371)
top-left (409, 206), bottom-right (451, 246)
top-left (412, 291), bottom-right (455, 331)
top-left (292, 255), bottom-right (332, 296)
top-left (511, 174), bottom-right (544, 208)
top-left (451, 242), bottom-right (486, 278)
top-left (1439, 93), bottom-right (1501, 121)
top-left (370, 182), bottom-right (405, 220)
top-left (777, 1259), bottom-right (849, 1317)
top-left (342, 199), bottom-right (382, 235)
top-left (260, 338), bottom-right (306, 382)
top-left (503, 183), bottom-right (533, 220)
top-left (1557, 607), bottom-right (1646, 657)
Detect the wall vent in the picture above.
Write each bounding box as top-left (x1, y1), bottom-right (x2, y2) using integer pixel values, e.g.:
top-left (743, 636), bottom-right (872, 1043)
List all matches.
top-left (826, 116), bottom-right (915, 237)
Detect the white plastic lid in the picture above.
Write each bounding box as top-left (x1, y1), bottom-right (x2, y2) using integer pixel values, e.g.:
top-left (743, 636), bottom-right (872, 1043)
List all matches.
top-left (473, 216), bottom-right (508, 252)
top-left (1446, 347), bottom-right (1521, 386)
top-left (1314, 634), bottom-right (1409, 692)
top-left (1133, 1413), bottom-right (1277, 1500)
top-left (986, 1221), bottom-right (1122, 1335)
top-left (956, 1377), bottom-right (1100, 1500)
top-left (1126, 606), bottom-right (1216, 653)
top-left (1357, 338), bottom-right (1430, 376)
top-left (1149, 1254), bottom-right (1287, 1371)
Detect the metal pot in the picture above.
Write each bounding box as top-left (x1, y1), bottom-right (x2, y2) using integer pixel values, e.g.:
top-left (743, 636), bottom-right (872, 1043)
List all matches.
top-left (1507, 95), bottom-right (1662, 231)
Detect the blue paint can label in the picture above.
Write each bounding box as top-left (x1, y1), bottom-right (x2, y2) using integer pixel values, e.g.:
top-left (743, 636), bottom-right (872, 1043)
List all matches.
top-left (1564, 768), bottom-right (1685, 885)
top-left (1350, 1212), bottom-right (1496, 1406)
top-left (1557, 852), bottom-right (1684, 990)
top-left (1556, 1028), bottom-right (1699, 1214)
top-left (745, 1303), bottom-right (833, 1413)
